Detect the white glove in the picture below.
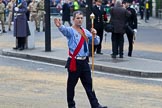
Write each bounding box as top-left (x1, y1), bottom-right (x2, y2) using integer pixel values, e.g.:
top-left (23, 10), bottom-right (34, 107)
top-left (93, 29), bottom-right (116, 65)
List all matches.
top-left (133, 29), bottom-right (137, 41)
top-left (14, 7), bottom-right (19, 12)
top-left (133, 29), bottom-right (137, 33)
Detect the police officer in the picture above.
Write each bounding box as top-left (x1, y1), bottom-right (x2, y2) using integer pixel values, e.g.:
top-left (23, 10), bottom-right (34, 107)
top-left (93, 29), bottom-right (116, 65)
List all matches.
top-left (0, 0), bottom-right (6, 33)
top-left (36, 0), bottom-right (45, 32)
top-left (123, 0), bottom-right (137, 57)
top-left (13, 0), bottom-right (30, 50)
top-left (6, 0), bottom-right (15, 31)
top-left (89, 0), bottom-right (107, 56)
top-left (28, 0), bottom-right (38, 31)
top-left (54, 10), bottom-right (107, 108)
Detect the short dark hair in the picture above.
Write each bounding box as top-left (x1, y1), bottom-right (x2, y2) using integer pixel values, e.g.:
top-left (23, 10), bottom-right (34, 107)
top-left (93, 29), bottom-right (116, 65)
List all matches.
top-left (123, 0), bottom-right (133, 3)
top-left (73, 11), bottom-right (84, 18)
top-left (95, 0), bottom-right (102, 3)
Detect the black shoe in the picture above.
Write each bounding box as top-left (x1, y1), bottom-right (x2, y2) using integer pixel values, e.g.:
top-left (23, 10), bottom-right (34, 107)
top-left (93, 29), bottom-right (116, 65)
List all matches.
top-left (3, 30), bottom-right (6, 33)
top-left (119, 55), bottom-right (123, 58)
top-left (37, 28), bottom-right (40, 32)
top-left (13, 47), bottom-right (19, 50)
top-left (111, 54), bottom-right (116, 58)
top-left (18, 47), bottom-right (24, 51)
top-left (96, 104), bottom-right (108, 108)
top-left (128, 54), bottom-right (132, 57)
top-left (8, 28), bottom-right (11, 31)
top-left (128, 53), bottom-right (132, 57)
top-left (96, 52), bottom-right (103, 55)
top-left (68, 106), bottom-right (76, 108)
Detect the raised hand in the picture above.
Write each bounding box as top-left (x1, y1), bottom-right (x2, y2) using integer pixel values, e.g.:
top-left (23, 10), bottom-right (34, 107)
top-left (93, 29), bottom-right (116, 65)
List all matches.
top-left (54, 18), bottom-right (61, 27)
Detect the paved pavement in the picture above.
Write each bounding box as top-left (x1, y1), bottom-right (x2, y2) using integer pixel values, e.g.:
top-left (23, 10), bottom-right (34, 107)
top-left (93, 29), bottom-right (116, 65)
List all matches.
top-left (1, 16), bottom-right (162, 78)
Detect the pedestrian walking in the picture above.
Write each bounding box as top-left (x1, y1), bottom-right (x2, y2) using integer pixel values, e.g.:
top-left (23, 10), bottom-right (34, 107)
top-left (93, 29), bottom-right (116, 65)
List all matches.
top-left (0, 0), bottom-right (6, 33)
top-left (6, 0), bottom-right (15, 31)
top-left (123, 0), bottom-right (138, 57)
top-left (62, 0), bottom-right (72, 26)
top-left (13, 0), bottom-right (30, 51)
top-left (54, 10), bottom-right (107, 108)
top-left (89, 0), bottom-right (107, 56)
top-left (109, 0), bottom-right (130, 58)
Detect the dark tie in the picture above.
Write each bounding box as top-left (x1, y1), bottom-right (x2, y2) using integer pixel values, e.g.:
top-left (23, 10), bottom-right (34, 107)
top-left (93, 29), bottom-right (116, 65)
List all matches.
top-left (84, 41), bottom-right (87, 52)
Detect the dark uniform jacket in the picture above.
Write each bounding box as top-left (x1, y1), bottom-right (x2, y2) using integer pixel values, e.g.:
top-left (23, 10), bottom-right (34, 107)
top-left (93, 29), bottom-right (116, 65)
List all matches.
top-left (126, 6), bottom-right (137, 29)
top-left (92, 5), bottom-right (106, 30)
top-left (13, 0), bottom-right (30, 37)
top-left (62, 3), bottom-right (71, 21)
top-left (110, 5), bottom-right (130, 34)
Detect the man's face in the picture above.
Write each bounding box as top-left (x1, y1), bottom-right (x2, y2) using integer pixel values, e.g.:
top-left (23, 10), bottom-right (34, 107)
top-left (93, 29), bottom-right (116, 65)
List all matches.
top-left (125, 2), bottom-right (130, 8)
top-left (73, 13), bottom-right (83, 26)
top-left (96, 0), bottom-right (102, 6)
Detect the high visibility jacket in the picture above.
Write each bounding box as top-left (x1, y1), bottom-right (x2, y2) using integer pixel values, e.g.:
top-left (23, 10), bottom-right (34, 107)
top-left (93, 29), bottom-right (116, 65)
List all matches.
top-left (73, 1), bottom-right (79, 11)
top-left (145, 2), bottom-right (149, 9)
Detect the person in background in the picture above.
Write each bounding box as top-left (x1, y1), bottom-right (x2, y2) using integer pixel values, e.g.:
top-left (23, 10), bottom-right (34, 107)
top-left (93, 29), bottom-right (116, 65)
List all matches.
top-left (110, 0), bottom-right (130, 58)
top-left (144, 0), bottom-right (150, 22)
top-left (26, 0), bottom-right (31, 21)
top-left (28, 0), bottom-right (38, 31)
top-left (139, 0), bottom-right (144, 19)
top-left (56, 1), bottom-right (62, 13)
top-left (130, 0), bottom-right (139, 14)
top-left (13, 0), bottom-right (30, 50)
top-left (78, 0), bottom-right (86, 8)
top-left (6, 0), bottom-right (15, 31)
top-left (2, 0), bottom-right (7, 23)
top-left (62, 0), bottom-right (72, 26)
top-left (123, 0), bottom-right (137, 57)
top-left (36, 0), bottom-right (45, 32)
top-left (73, 0), bottom-right (80, 11)
top-left (89, 0), bottom-right (107, 56)
top-left (0, 0), bottom-right (7, 33)
top-left (54, 10), bottom-right (107, 108)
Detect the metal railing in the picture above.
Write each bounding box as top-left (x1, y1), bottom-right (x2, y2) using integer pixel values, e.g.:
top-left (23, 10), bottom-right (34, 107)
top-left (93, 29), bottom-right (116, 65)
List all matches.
top-left (50, 7), bottom-right (61, 16)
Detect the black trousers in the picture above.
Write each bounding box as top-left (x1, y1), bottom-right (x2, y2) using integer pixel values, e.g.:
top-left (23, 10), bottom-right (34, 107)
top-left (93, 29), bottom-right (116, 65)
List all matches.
top-left (66, 58), bottom-right (99, 108)
top-left (95, 28), bottom-right (104, 53)
top-left (126, 30), bottom-right (134, 56)
top-left (145, 9), bottom-right (150, 20)
top-left (89, 28), bottom-right (103, 54)
top-left (16, 37), bottom-right (26, 48)
top-left (140, 10), bottom-right (144, 19)
top-left (111, 33), bottom-right (124, 56)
